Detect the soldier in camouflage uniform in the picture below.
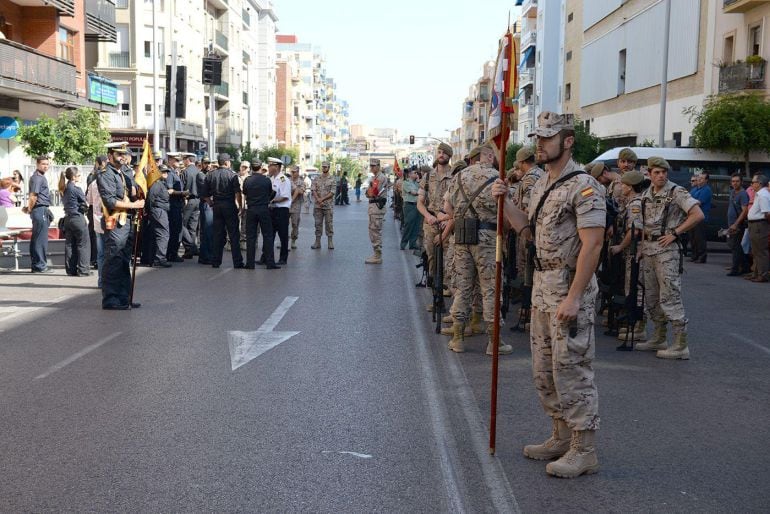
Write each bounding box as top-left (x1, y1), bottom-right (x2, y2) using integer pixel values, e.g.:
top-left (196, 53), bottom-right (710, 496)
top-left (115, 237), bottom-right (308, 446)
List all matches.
top-left (311, 162), bottom-right (336, 249)
top-left (417, 143), bottom-right (454, 298)
top-left (289, 165), bottom-right (305, 250)
top-left (365, 159), bottom-right (389, 263)
top-left (443, 143), bottom-right (512, 356)
top-left (636, 157), bottom-right (703, 359)
top-left (495, 112), bottom-right (606, 478)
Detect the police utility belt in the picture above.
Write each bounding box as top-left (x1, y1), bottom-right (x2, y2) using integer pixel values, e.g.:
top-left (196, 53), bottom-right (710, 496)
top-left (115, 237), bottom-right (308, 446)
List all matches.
top-left (454, 176), bottom-right (497, 245)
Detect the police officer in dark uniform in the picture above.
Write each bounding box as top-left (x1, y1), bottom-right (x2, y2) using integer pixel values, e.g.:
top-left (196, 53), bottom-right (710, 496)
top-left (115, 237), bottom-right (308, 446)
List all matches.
top-left (165, 152), bottom-right (187, 262)
top-left (180, 152), bottom-right (201, 259)
top-left (146, 164), bottom-right (172, 267)
top-left (197, 156), bottom-right (214, 265)
top-left (203, 153), bottom-right (244, 269)
top-left (97, 143), bottom-right (145, 309)
top-left (22, 155), bottom-right (52, 272)
top-left (242, 166), bottom-right (280, 269)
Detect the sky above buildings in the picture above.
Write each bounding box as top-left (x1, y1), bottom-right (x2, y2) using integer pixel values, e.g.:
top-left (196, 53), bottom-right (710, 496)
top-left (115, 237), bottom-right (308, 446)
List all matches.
top-left (276, 0), bottom-right (519, 140)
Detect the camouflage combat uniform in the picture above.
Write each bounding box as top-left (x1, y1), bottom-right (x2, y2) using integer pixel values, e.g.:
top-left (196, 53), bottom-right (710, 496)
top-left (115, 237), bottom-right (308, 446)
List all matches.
top-left (640, 181), bottom-right (698, 335)
top-left (515, 166), bottom-right (543, 274)
top-left (529, 159), bottom-right (605, 431)
top-left (367, 170), bottom-right (388, 253)
top-left (290, 175), bottom-right (306, 244)
top-left (622, 194), bottom-right (644, 303)
top-left (419, 167), bottom-right (453, 277)
top-left (312, 173), bottom-right (335, 238)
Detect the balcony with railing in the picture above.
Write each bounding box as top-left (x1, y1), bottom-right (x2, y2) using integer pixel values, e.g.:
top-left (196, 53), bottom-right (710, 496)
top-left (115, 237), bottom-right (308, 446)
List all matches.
top-left (85, 0), bottom-right (117, 42)
top-left (718, 60), bottom-right (766, 93)
top-left (215, 30), bottom-right (229, 53)
top-left (0, 38), bottom-right (76, 97)
top-left (115, 0), bottom-right (128, 8)
top-left (108, 109), bottom-right (131, 129)
top-left (108, 51), bottom-right (130, 68)
top-left (214, 80), bottom-right (229, 98)
top-left (519, 69), bottom-right (534, 88)
top-left (723, 0), bottom-right (770, 13)
top-left (521, 0), bottom-right (537, 17)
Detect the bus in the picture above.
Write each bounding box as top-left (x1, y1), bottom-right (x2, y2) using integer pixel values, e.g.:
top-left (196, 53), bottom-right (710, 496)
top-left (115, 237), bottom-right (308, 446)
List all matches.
top-left (592, 147), bottom-right (770, 240)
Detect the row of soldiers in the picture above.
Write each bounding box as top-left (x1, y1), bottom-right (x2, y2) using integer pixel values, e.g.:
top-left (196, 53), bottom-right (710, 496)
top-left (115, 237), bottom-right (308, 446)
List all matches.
top-left (413, 112), bottom-right (704, 479)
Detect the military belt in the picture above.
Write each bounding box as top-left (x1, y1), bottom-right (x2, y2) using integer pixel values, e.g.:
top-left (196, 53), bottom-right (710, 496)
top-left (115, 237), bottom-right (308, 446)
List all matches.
top-left (533, 257), bottom-right (574, 272)
top-left (478, 222), bottom-right (497, 231)
top-left (748, 219), bottom-right (768, 224)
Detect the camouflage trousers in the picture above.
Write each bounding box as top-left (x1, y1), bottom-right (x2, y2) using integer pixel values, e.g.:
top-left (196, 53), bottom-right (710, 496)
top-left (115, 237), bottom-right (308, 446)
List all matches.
top-left (313, 207), bottom-right (333, 237)
top-left (290, 210), bottom-right (302, 241)
top-left (450, 242), bottom-right (496, 323)
top-left (530, 305), bottom-right (600, 431)
top-left (643, 249), bottom-right (687, 327)
top-left (368, 203), bottom-right (386, 251)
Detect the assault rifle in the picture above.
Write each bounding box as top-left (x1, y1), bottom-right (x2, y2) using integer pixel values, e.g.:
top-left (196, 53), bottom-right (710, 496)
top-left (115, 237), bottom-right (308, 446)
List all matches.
top-left (617, 228), bottom-right (644, 351)
top-left (501, 229), bottom-right (519, 321)
top-left (432, 235), bottom-right (445, 334)
top-left (599, 200), bottom-right (624, 336)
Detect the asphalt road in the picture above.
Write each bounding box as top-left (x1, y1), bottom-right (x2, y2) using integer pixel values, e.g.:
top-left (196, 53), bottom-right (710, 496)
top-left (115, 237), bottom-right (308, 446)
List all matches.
top-left (1, 201), bottom-right (768, 513)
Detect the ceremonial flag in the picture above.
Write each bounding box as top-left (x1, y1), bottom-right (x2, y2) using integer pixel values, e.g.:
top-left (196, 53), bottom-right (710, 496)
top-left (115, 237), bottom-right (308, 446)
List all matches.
top-left (134, 139), bottom-right (150, 197)
top-left (394, 157), bottom-right (402, 178)
top-left (486, 31), bottom-right (517, 151)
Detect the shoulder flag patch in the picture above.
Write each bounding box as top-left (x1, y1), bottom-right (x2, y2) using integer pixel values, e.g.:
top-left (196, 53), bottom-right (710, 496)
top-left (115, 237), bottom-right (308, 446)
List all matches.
top-left (580, 187), bottom-right (595, 198)
top-left (631, 206), bottom-right (641, 214)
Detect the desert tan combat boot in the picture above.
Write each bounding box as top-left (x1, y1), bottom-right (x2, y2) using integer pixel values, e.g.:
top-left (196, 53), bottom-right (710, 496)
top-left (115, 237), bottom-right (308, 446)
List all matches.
top-left (523, 418), bottom-right (571, 460)
top-left (635, 323), bottom-right (668, 351)
top-left (656, 331), bottom-right (690, 360)
top-left (545, 430), bottom-right (600, 478)
top-left (311, 237), bottom-right (321, 249)
top-left (617, 322), bottom-right (647, 342)
top-left (364, 250), bottom-right (382, 264)
top-left (291, 239), bottom-right (297, 250)
top-left (327, 236), bottom-right (334, 249)
top-left (441, 321), bottom-right (472, 337)
top-left (448, 322), bottom-right (465, 353)
top-left (470, 311), bottom-right (486, 335)
top-left (485, 322), bottom-right (513, 356)
top-left (441, 314), bottom-right (453, 324)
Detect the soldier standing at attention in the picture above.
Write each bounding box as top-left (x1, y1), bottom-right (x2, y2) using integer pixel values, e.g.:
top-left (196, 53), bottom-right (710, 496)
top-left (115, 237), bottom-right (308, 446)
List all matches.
top-left (493, 112), bottom-right (606, 478)
top-left (417, 143), bottom-right (453, 288)
top-left (204, 153), bottom-right (244, 269)
top-left (635, 157), bottom-right (703, 359)
top-left (180, 153), bottom-right (201, 259)
top-left (289, 165), bottom-right (305, 250)
top-left (164, 153), bottom-right (187, 262)
top-left (242, 165), bottom-right (279, 270)
top-left (365, 159), bottom-right (389, 264)
top-left (146, 164), bottom-right (172, 268)
top-left (267, 157), bottom-right (292, 265)
top-left (310, 161), bottom-right (336, 249)
top-left (442, 144), bottom-right (511, 355)
top-left (98, 144), bottom-right (145, 309)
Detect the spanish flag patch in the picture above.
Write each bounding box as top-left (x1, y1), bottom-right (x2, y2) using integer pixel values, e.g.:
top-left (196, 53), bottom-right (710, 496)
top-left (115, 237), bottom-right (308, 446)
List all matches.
top-left (580, 187), bottom-right (595, 198)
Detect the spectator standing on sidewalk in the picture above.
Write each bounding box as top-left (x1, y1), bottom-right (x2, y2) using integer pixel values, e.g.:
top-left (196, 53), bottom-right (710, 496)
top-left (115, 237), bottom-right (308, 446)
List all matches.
top-left (727, 173), bottom-right (750, 276)
top-left (689, 173), bottom-right (712, 263)
top-left (745, 174), bottom-right (770, 283)
top-left (85, 172), bottom-right (105, 287)
top-left (0, 177), bottom-right (15, 207)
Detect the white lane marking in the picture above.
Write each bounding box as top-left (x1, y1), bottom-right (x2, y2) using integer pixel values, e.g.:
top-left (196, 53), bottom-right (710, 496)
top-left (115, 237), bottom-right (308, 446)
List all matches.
top-left (0, 294), bottom-right (73, 324)
top-left (321, 451), bottom-right (373, 459)
top-left (398, 238), bottom-right (520, 514)
top-left (207, 268), bottom-right (233, 281)
top-left (227, 296), bottom-right (300, 371)
top-left (729, 332), bottom-right (770, 356)
top-left (34, 331), bottom-right (122, 380)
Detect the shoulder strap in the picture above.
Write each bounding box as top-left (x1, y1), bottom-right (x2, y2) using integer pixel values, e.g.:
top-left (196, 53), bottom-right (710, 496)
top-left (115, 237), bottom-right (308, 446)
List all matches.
top-left (530, 170), bottom-right (586, 240)
top-left (456, 175), bottom-right (497, 219)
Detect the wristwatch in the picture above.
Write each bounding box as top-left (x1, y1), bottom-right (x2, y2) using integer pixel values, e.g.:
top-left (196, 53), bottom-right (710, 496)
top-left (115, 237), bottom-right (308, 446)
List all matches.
top-left (669, 228), bottom-right (679, 239)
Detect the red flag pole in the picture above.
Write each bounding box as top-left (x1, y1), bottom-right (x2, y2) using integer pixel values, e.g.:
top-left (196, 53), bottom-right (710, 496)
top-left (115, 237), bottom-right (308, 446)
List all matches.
top-left (490, 31), bottom-right (513, 456)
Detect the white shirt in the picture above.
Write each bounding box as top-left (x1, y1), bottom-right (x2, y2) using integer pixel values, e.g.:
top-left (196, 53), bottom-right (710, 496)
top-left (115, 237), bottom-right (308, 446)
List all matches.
top-left (747, 187), bottom-right (770, 221)
top-left (271, 173), bottom-right (292, 208)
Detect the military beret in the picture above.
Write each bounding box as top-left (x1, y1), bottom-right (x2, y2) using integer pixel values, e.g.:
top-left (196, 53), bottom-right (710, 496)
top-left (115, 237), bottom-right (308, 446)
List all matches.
top-left (267, 157), bottom-right (283, 165)
top-left (468, 146), bottom-right (482, 160)
top-left (515, 146), bottom-right (535, 163)
top-left (201, 156), bottom-right (211, 163)
top-left (589, 162), bottom-right (607, 179)
top-left (158, 164), bottom-right (170, 173)
top-left (528, 111), bottom-right (574, 138)
top-left (618, 148), bottom-right (638, 162)
top-left (437, 142), bottom-right (453, 158)
top-left (370, 159), bottom-right (380, 166)
top-left (647, 156), bottom-right (670, 170)
top-left (621, 170), bottom-right (645, 186)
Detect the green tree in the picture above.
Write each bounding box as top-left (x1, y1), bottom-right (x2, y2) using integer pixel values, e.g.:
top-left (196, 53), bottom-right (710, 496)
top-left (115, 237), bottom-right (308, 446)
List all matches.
top-left (258, 145), bottom-right (298, 165)
top-left (572, 118), bottom-right (604, 165)
top-left (16, 108), bottom-right (110, 164)
top-left (686, 93), bottom-right (770, 175)
top-left (239, 142), bottom-right (258, 163)
top-left (505, 141), bottom-right (524, 170)
top-left (221, 144), bottom-right (240, 162)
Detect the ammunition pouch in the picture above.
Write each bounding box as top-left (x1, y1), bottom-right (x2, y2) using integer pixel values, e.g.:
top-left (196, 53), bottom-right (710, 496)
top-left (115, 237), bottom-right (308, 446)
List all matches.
top-left (455, 217), bottom-right (479, 245)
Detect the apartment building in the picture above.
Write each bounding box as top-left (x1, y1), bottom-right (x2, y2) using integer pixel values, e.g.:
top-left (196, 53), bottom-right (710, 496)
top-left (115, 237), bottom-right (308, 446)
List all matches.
top-left (0, 0), bottom-right (117, 171)
top-left (455, 61), bottom-right (495, 157)
top-left (95, 0), bottom-right (276, 156)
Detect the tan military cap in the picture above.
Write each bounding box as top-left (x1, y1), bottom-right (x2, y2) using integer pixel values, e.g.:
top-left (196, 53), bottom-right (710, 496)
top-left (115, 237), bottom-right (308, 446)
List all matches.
top-left (618, 148), bottom-right (638, 162)
top-left (589, 162), bottom-right (607, 179)
top-left (437, 142), bottom-right (453, 158)
top-left (528, 111), bottom-right (574, 138)
top-left (468, 146), bottom-right (482, 160)
top-left (647, 156), bottom-right (670, 170)
top-left (515, 146), bottom-right (535, 163)
top-left (451, 161), bottom-right (467, 174)
top-left (621, 170), bottom-right (646, 186)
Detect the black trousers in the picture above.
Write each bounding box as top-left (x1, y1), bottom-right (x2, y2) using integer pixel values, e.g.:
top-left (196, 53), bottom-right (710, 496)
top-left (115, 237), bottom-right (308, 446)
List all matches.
top-left (101, 220), bottom-right (133, 308)
top-left (212, 202), bottom-right (243, 266)
top-left (166, 204), bottom-right (183, 260)
top-left (690, 222), bottom-right (707, 261)
top-left (29, 206), bottom-right (49, 272)
top-left (87, 206), bottom-right (98, 265)
top-left (181, 198), bottom-right (200, 254)
top-left (729, 226), bottom-right (750, 273)
top-left (64, 214), bottom-right (91, 275)
top-left (246, 206), bottom-right (275, 266)
top-left (270, 206), bottom-right (290, 262)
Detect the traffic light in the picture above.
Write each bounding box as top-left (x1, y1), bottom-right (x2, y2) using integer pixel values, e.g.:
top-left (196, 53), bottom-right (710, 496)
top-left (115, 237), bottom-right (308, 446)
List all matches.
top-left (409, 135), bottom-right (415, 144)
top-left (164, 65), bottom-right (187, 119)
top-left (202, 57), bottom-right (222, 85)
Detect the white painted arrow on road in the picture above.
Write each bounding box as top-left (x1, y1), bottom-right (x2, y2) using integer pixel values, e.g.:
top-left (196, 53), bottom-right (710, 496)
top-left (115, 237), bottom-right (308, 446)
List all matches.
top-left (228, 296), bottom-right (300, 371)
